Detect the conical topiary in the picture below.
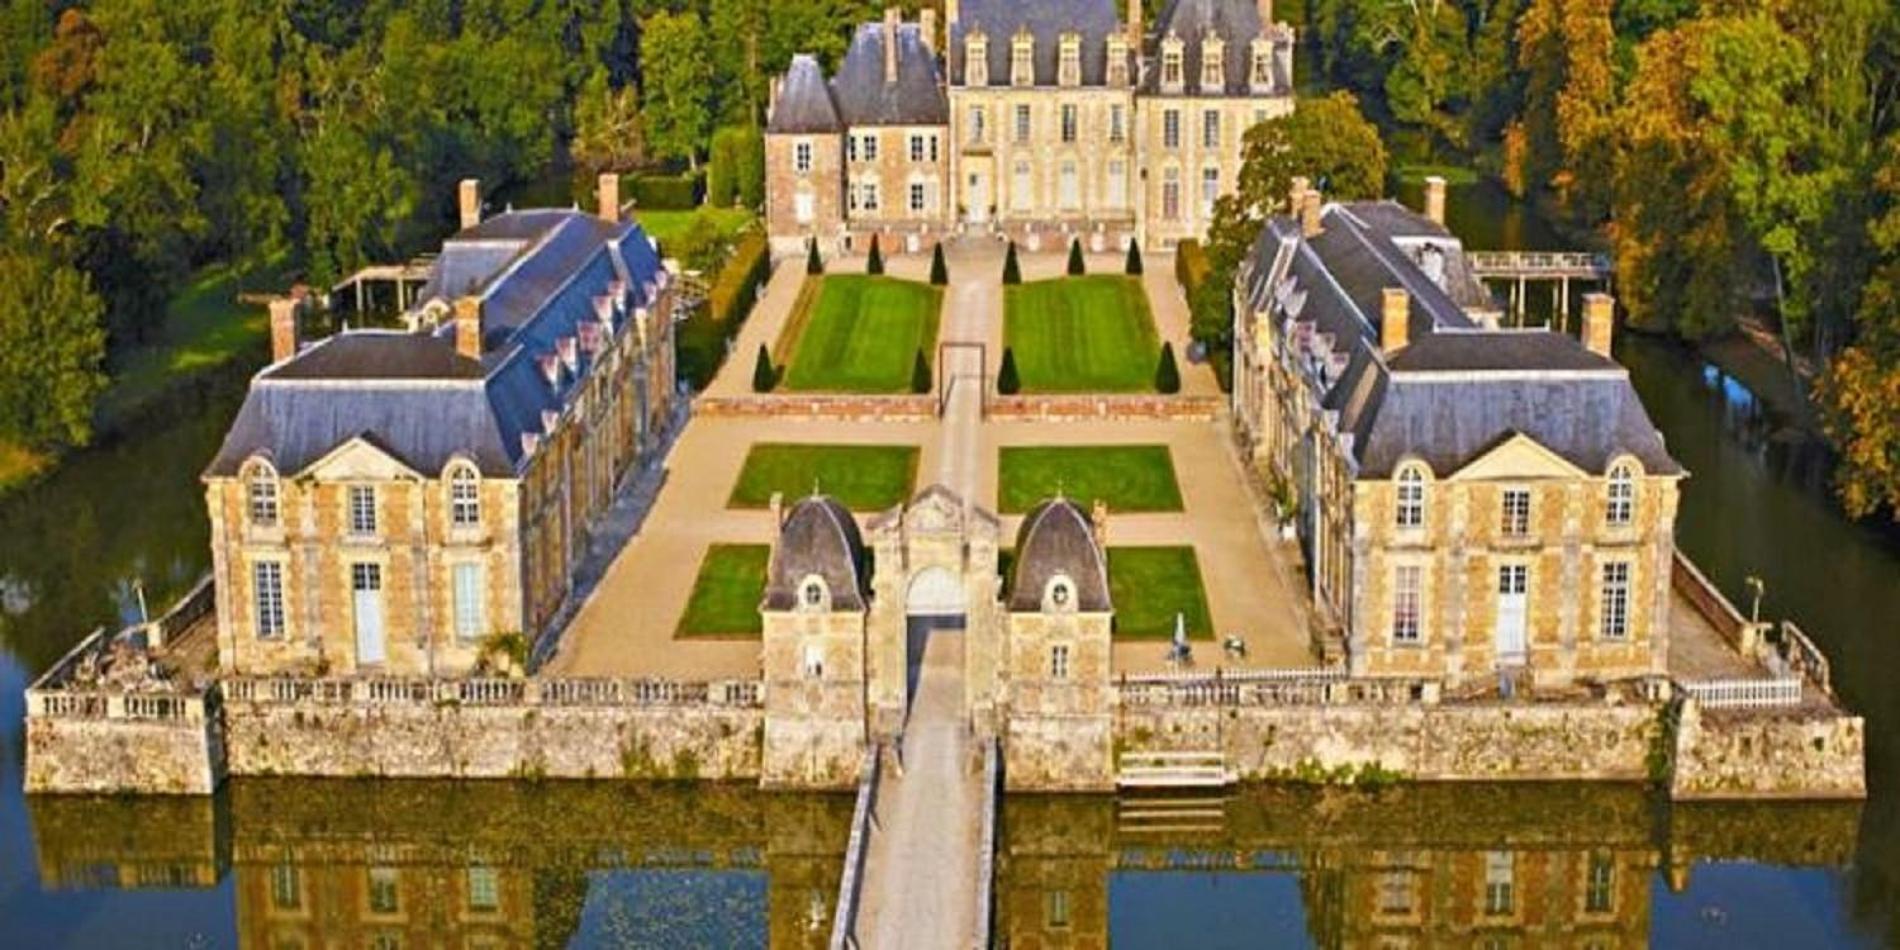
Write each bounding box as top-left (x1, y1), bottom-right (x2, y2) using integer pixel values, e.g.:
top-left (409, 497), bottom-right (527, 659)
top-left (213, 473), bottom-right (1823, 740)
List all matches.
top-left (806, 237), bottom-right (823, 275)
top-left (911, 349), bottom-right (932, 394)
top-left (867, 234), bottom-right (884, 275)
top-left (1067, 238), bottom-right (1085, 276)
top-left (1125, 239), bottom-right (1144, 275)
top-left (1154, 342), bottom-right (1181, 394)
top-left (1002, 241), bottom-right (1021, 285)
top-left (752, 344), bottom-right (777, 393)
top-left (997, 346), bottom-right (1021, 395)
top-left (929, 242), bottom-right (948, 285)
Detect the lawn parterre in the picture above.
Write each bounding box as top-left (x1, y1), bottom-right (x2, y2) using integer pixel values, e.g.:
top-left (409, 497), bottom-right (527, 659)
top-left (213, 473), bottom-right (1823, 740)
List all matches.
top-left (997, 445), bottom-right (1183, 514)
top-left (1108, 546), bottom-right (1213, 640)
top-left (1003, 276), bottom-right (1160, 393)
top-left (779, 275), bottom-right (943, 392)
top-left (677, 544), bottom-right (770, 638)
top-left (729, 443), bottom-right (919, 511)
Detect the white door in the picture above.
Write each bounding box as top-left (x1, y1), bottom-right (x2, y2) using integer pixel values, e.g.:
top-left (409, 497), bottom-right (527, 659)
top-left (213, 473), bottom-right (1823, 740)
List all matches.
top-left (967, 172), bottom-right (989, 223)
top-left (1495, 565), bottom-right (1528, 666)
top-left (353, 563), bottom-right (386, 666)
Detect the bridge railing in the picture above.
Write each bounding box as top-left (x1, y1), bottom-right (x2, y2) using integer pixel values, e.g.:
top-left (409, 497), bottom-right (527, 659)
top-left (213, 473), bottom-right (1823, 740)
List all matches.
top-left (1467, 250), bottom-right (1612, 275)
top-left (1677, 676), bottom-right (1803, 709)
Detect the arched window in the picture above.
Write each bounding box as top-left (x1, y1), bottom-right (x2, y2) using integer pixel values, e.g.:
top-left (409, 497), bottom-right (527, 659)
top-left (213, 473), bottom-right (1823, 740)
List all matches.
top-left (1395, 465), bottom-right (1426, 529)
top-left (801, 577), bottom-right (826, 609)
top-left (1606, 462), bottom-right (1635, 526)
top-left (246, 461), bottom-right (280, 528)
top-left (448, 464), bottom-right (481, 527)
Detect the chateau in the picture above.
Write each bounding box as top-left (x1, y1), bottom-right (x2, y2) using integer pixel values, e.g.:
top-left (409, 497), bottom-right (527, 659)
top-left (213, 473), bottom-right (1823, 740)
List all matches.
top-left (763, 0), bottom-right (1296, 258)
top-left (1234, 179), bottom-right (1683, 689)
top-left (201, 177), bottom-right (679, 678)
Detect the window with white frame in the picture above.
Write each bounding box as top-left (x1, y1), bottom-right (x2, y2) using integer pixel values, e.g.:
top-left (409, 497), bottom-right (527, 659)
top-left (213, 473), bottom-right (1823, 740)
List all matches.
top-left (1012, 36), bottom-right (1033, 86)
top-left (1203, 110), bottom-right (1220, 148)
top-left (803, 643), bottom-right (824, 679)
top-left (1162, 46), bottom-right (1183, 88)
top-left (1109, 104), bottom-right (1125, 143)
top-left (368, 867), bottom-right (400, 915)
top-left (862, 133), bottom-right (878, 160)
top-left (928, 133), bottom-right (939, 161)
top-left (1585, 852), bottom-right (1615, 913)
top-left (1106, 160), bottom-right (1126, 208)
top-left (1014, 104), bottom-right (1031, 143)
top-left (453, 562), bottom-right (484, 642)
top-left (449, 466), bottom-right (480, 527)
top-left (1107, 36), bottom-right (1129, 85)
top-left (1163, 109), bottom-right (1181, 149)
top-left (247, 462), bottom-right (279, 527)
top-left (846, 136), bottom-right (857, 162)
top-left (794, 190), bottom-right (814, 223)
top-left (1060, 103), bottom-right (1077, 143)
top-left (1251, 43), bottom-right (1273, 89)
top-left (1162, 167), bottom-right (1181, 220)
top-left (1050, 644), bottom-right (1071, 679)
top-left (467, 865), bottom-right (500, 913)
top-left (1600, 561), bottom-right (1630, 639)
top-left (1500, 489), bottom-right (1530, 537)
top-left (909, 181), bottom-right (926, 212)
top-left (348, 485), bottom-right (377, 536)
top-left (254, 561), bottom-right (285, 639)
top-left (1396, 466), bottom-right (1425, 528)
top-left (860, 180), bottom-right (880, 211)
top-left (1059, 161), bottom-right (1078, 210)
top-left (966, 36), bottom-right (988, 86)
top-left (1606, 462), bottom-right (1635, 525)
top-left (794, 140), bottom-right (813, 173)
top-left (909, 134), bottom-right (925, 162)
top-left (1202, 41), bottom-right (1223, 91)
top-left (1392, 565), bottom-right (1421, 644)
top-left (1013, 160), bottom-right (1032, 210)
top-left (1200, 166), bottom-right (1219, 216)
top-left (1058, 36), bottom-right (1080, 86)
top-left (1482, 851), bottom-right (1514, 916)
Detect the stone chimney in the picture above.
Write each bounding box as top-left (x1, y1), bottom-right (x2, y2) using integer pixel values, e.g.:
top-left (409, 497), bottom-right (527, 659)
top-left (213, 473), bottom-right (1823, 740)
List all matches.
top-left (1381, 287), bottom-right (1410, 353)
top-left (1423, 175), bottom-right (1446, 227)
top-left (458, 178), bottom-right (481, 230)
top-left (1583, 292), bottom-right (1615, 358)
top-left (1128, 0), bottom-right (1144, 44)
top-left (946, 0), bottom-right (960, 31)
top-left (597, 172), bottom-right (620, 223)
top-left (268, 297), bottom-right (301, 363)
top-left (454, 296), bottom-right (483, 360)
top-left (921, 8), bottom-right (937, 52)
top-left (884, 8), bottom-right (900, 84)
top-left (1288, 175), bottom-right (1309, 214)
top-left (1257, 0), bottom-right (1274, 26)
top-left (1300, 189), bottom-right (1323, 238)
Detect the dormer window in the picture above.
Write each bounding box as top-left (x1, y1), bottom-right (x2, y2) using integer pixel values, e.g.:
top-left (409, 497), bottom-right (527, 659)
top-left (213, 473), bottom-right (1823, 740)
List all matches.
top-left (800, 576), bottom-right (826, 609)
top-left (1011, 32), bottom-right (1034, 86)
top-left (966, 33), bottom-right (988, 86)
top-left (1250, 38), bottom-right (1273, 92)
top-left (1044, 574), bottom-right (1076, 613)
top-left (1058, 33), bottom-right (1080, 87)
top-left (448, 463), bottom-right (481, 528)
top-left (1606, 462), bottom-right (1636, 526)
top-left (1106, 35), bottom-right (1129, 86)
top-left (246, 460), bottom-right (280, 528)
top-left (1201, 34), bottom-right (1224, 92)
top-left (1161, 36), bottom-right (1185, 91)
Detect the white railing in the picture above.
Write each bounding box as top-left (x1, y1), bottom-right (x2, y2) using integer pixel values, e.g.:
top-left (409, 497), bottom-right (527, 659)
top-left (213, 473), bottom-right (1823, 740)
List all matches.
top-left (1679, 676), bottom-right (1803, 709)
top-left (1118, 669), bottom-right (1430, 707)
top-left (218, 675), bottom-right (765, 709)
top-left (1121, 666), bottom-right (1345, 686)
top-left (1467, 250), bottom-right (1612, 275)
top-left (26, 686), bottom-right (209, 722)
top-left (1777, 621), bottom-right (1834, 697)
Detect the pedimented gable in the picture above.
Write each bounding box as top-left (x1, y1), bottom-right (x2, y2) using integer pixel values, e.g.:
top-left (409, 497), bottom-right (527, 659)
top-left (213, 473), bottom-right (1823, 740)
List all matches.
top-left (1446, 432), bottom-right (1586, 482)
top-left (299, 436), bottom-right (423, 482)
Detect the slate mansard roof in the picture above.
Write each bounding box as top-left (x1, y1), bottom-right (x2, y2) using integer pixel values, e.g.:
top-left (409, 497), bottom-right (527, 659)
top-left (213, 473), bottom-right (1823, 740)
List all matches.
top-left (207, 209), bottom-right (666, 480)
top-left (767, 26), bottom-right (947, 134)
top-left (1007, 499), bottom-right (1112, 613)
top-left (764, 496), bottom-right (870, 612)
top-left (1142, 0), bottom-right (1293, 96)
top-left (1245, 200), bottom-right (1682, 480)
top-left (949, 0), bottom-right (1128, 88)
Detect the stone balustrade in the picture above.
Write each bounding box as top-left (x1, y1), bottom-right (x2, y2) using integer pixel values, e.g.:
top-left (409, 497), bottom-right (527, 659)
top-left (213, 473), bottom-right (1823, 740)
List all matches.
top-left (220, 674), bottom-right (763, 708)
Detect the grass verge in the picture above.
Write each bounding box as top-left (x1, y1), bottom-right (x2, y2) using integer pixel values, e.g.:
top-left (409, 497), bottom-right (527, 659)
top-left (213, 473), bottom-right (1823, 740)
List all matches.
top-left (1109, 546), bottom-right (1213, 640)
top-left (729, 443), bottom-right (919, 511)
top-left (677, 544), bottom-right (770, 638)
top-left (997, 445), bottom-right (1183, 514)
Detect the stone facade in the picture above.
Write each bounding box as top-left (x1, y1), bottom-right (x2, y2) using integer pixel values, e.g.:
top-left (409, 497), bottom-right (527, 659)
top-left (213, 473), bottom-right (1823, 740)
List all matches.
top-left (24, 713), bottom-right (224, 795)
top-left (1670, 701), bottom-right (1867, 800)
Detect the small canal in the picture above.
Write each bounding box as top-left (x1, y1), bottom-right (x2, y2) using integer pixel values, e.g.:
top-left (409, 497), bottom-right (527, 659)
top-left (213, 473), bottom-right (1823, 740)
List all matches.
top-left (2, 182), bottom-right (1897, 945)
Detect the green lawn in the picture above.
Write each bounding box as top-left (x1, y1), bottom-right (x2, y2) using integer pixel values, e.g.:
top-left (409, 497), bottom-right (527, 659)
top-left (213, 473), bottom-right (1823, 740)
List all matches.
top-left (677, 544), bottom-right (770, 638)
top-left (728, 443), bottom-right (919, 511)
top-left (997, 445), bottom-right (1183, 514)
top-left (1108, 546), bottom-right (1213, 640)
top-left (779, 275), bottom-right (943, 393)
top-left (633, 208), bottom-right (756, 245)
top-left (98, 259), bottom-right (286, 425)
top-left (1004, 276), bottom-right (1160, 393)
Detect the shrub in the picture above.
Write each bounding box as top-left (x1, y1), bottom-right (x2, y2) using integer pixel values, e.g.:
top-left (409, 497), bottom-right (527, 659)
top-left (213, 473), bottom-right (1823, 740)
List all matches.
top-left (1067, 237), bottom-right (1085, 276)
top-left (706, 126), bottom-right (764, 209)
top-left (678, 231), bottom-right (770, 390)
top-left (867, 234), bottom-right (884, 275)
top-left (930, 242), bottom-right (948, 285)
top-left (735, 128), bottom-right (765, 208)
top-left (1126, 239), bottom-right (1144, 275)
top-left (705, 129), bottom-right (738, 208)
top-left (1175, 238), bottom-right (1211, 294)
top-left (1155, 342), bottom-right (1181, 394)
top-left (806, 237), bottom-right (824, 275)
top-left (997, 347), bottom-right (1020, 394)
top-left (1002, 241), bottom-right (1021, 285)
top-left (629, 172), bottom-right (701, 210)
top-left (911, 349), bottom-right (931, 394)
top-left (752, 344), bottom-right (777, 392)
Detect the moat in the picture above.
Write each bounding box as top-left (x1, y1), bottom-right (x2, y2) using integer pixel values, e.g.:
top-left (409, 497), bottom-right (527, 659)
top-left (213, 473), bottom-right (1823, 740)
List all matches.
top-left (3, 182), bottom-right (1895, 945)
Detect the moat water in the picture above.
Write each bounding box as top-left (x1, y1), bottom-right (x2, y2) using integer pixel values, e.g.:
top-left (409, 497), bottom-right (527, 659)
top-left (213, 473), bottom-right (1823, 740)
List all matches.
top-left (2, 182), bottom-right (1897, 945)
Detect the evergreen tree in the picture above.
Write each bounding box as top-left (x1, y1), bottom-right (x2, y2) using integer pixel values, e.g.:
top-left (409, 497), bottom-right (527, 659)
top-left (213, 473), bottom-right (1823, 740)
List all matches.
top-left (929, 242), bottom-right (948, 285)
top-left (867, 234), bottom-right (884, 275)
top-left (752, 344), bottom-right (777, 392)
top-left (1002, 241), bottom-right (1021, 285)
top-left (806, 237), bottom-right (823, 275)
top-left (1067, 238), bottom-right (1085, 275)
top-left (911, 349), bottom-right (931, 393)
top-left (1154, 342), bottom-right (1181, 394)
top-left (997, 346), bottom-right (1021, 395)
top-left (1125, 239), bottom-right (1144, 275)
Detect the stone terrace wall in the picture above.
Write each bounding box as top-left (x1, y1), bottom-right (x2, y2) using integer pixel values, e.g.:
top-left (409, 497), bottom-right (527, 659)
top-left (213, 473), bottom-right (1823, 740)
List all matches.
top-left (25, 712), bottom-right (225, 795)
top-left (1670, 701), bottom-right (1866, 800)
top-left (695, 395), bottom-right (937, 422)
top-left (990, 395), bottom-right (1222, 422)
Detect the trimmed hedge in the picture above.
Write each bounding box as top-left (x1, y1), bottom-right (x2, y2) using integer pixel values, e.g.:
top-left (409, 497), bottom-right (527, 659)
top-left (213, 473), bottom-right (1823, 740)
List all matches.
top-left (1175, 238), bottom-right (1211, 297)
top-left (707, 126), bottom-right (765, 209)
top-left (630, 171), bottom-right (703, 211)
top-left (678, 229), bottom-right (770, 389)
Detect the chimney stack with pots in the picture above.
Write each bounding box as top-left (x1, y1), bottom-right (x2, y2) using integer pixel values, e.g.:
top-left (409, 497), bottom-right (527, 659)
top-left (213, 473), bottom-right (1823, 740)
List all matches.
top-left (458, 178), bottom-right (481, 230)
top-left (1423, 175), bottom-right (1447, 227)
top-left (1583, 293), bottom-right (1616, 359)
top-left (269, 297), bottom-right (301, 363)
top-left (597, 172), bottom-right (620, 223)
top-left (1381, 288), bottom-right (1410, 353)
top-left (1288, 175), bottom-right (1309, 214)
top-left (884, 8), bottom-right (900, 84)
top-left (455, 296), bottom-right (483, 361)
top-left (1128, 0), bottom-right (1143, 44)
top-left (1301, 189), bottom-right (1323, 238)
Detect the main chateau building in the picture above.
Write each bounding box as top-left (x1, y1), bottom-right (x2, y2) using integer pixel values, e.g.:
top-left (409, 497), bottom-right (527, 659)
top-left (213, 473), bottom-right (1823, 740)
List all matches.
top-left (764, 0), bottom-right (1295, 256)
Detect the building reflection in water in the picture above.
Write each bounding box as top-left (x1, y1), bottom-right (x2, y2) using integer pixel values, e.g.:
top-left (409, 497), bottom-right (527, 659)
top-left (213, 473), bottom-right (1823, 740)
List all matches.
top-left (998, 784), bottom-right (1862, 949)
top-left (28, 779), bottom-right (851, 949)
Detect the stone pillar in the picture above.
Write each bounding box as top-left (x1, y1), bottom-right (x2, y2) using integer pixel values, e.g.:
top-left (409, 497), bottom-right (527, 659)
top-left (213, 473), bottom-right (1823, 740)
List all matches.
top-left (269, 297), bottom-right (301, 363)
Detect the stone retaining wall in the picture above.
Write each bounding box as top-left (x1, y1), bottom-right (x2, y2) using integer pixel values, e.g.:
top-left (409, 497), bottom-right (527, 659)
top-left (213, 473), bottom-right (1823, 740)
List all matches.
top-left (695, 395), bottom-right (937, 422)
top-left (990, 395), bottom-right (1222, 422)
top-left (25, 713), bottom-right (225, 795)
top-left (1670, 701), bottom-right (1866, 800)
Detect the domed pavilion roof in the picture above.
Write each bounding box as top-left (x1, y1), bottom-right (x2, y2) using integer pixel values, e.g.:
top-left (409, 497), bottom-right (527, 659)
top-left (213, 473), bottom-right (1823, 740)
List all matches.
top-left (763, 495), bottom-right (869, 611)
top-left (1007, 498), bottom-right (1111, 613)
